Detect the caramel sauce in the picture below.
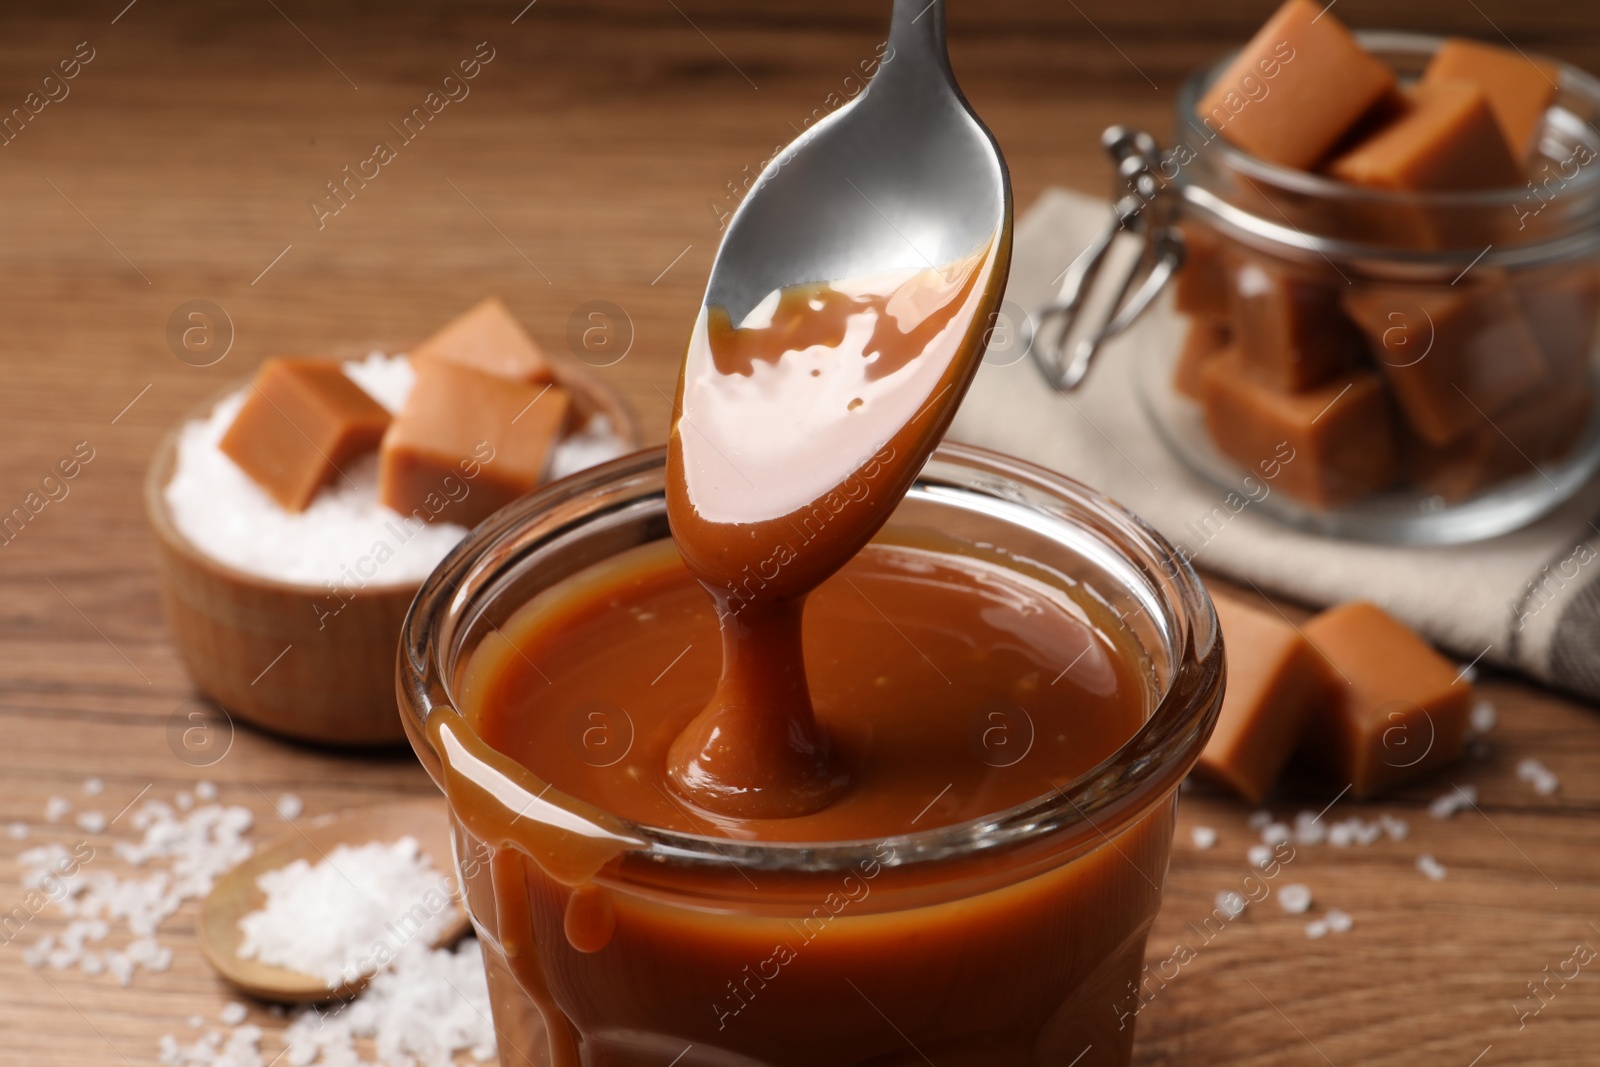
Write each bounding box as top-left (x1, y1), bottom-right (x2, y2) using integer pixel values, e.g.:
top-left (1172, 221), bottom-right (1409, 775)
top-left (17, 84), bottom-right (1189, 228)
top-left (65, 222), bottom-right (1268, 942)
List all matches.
top-left (459, 540), bottom-right (1146, 843)
top-left (664, 249), bottom-right (1001, 816)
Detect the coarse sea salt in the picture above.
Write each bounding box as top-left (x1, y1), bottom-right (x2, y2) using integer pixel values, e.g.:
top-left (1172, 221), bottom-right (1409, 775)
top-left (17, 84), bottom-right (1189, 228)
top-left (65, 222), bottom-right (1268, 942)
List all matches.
top-left (1469, 699), bottom-right (1497, 735)
top-left (1292, 811), bottom-right (1326, 847)
top-left (1516, 758), bottom-right (1560, 796)
top-left (1277, 883), bottom-right (1312, 914)
top-left (1429, 784), bottom-right (1476, 819)
top-left (164, 353), bottom-right (627, 587)
top-left (12, 784), bottom-right (495, 1067)
top-left (237, 837), bottom-right (458, 987)
top-left (274, 794), bottom-right (303, 821)
top-left (20, 797), bottom-right (254, 984)
top-left (157, 941), bottom-right (496, 1067)
top-left (1191, 826), bottom-right (1217, 850)
top-left (1417, 854), bottom-right (1448, 881)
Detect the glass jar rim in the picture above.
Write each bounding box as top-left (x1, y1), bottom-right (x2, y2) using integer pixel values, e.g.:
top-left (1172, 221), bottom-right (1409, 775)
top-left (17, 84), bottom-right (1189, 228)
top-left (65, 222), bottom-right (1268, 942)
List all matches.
top-left (397, 444), bottom-right (1223, 877)
top-left (1172, 31), bottom-right (1600, 266)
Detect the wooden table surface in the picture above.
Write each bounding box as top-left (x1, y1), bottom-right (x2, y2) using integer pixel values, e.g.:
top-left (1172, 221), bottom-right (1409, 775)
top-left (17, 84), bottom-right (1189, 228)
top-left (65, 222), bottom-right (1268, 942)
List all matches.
top-left (3, 2), bottom-right (1599, 1065)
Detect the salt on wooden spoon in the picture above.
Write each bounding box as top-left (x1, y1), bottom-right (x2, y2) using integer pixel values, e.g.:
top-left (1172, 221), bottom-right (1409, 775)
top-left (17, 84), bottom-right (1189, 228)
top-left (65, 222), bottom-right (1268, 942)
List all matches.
top-left (199, 796), bottom-right (469, 1003)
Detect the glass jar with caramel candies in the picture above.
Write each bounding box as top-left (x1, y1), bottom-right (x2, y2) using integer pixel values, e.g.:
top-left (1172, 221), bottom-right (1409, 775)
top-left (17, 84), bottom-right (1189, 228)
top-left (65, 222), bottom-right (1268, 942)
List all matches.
top-left (1051, 32), bottom-right (1600, 543)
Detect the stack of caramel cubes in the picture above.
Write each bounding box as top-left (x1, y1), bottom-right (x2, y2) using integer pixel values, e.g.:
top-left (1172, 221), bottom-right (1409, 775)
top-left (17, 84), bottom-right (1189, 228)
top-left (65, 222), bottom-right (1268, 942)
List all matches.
top-left (1174, 0), bottom-right (1598, 509)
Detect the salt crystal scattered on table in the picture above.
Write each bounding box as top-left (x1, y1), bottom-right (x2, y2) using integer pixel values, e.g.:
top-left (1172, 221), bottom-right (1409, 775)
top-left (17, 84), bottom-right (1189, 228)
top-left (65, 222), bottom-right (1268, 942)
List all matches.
top-left (8, 822), bottom-right (27, 840)
top-left (187, 1015), bottom-right (203, 1030)
top-left (219, 1002), bottom-right (248, 1026)
top-left (157, 1023), bottom-right (264, 1067)
top-left (1191, 826), bottom-right (1217, 849)
top-left (1215, 890), bottom-right (1246, 919)
top-left (195, 781), bottom-right (217, 802)
top-left (21, 794), bottom-right (254, 984)
top-left (83, 777), bottom-right (104, 796)
top-left (158, 941), bottom-right (497, 1067)
top-left (1278, 883), bottom-right (1312, 914)
top-left (237, 837), bottom-right (456, 986)
top-left (76, 811), bottom-right (106, 834)
top-left (45, 796), bottom-right (70, 823)
top-left (1417, 854), bottom-right (1448, 881)
top-left (1378, 814), bottom-right (1409, 841)
top-left (1305, 919), bottom-right (1329, 939)
top-left (1247, 844), bottom-right (1273, 868)
top-left (1516, 758), bottom-right (1559, 796)
top-left (1429, 785), bottom-right (1476, 819)
top-left (1458, 662), bottom-right (1479, 683)
top-left (1324, 909), bottom-right (1353, 933)
top-left (1469, 699), bottom-right (1496, 734)
top-left (1248, 810), bottom-right (1273, 831)
top-left (1260, 822), bottom-right (1291, 847)
top-left (1328, 821), bottom-right (1354, 848)
top-left (274, 793), bottom-right (303, 821)
top-left (175, 791), bottom-right (193, 811)
top-left (1292, 811), bottom-right (1326, 847)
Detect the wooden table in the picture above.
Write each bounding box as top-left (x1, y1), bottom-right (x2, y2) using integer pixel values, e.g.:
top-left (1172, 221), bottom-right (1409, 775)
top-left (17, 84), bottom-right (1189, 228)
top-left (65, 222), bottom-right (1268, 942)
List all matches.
top-left (2, 2), bottom-right (1597, 1064)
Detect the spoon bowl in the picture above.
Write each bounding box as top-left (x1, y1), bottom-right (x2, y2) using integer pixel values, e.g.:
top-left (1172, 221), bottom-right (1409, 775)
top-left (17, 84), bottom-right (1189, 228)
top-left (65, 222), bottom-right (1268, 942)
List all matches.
top-left (199, 797), bottom-right (469, 1004)
top-left (706, 0), bottom-right (1011, 325)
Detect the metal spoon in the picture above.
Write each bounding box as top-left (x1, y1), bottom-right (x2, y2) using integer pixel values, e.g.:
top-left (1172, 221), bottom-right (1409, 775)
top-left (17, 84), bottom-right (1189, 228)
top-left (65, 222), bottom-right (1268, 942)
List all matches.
top-left (704, 0), bottom-right (1011, 327)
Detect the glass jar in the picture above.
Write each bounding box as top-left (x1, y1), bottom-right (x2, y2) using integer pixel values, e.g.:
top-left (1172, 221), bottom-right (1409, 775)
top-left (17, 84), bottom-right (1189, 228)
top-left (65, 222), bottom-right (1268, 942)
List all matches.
top-left (1041, 33), bottom-right (1600, 544)
top-left (397, 445), bottom-right (1223, 1067)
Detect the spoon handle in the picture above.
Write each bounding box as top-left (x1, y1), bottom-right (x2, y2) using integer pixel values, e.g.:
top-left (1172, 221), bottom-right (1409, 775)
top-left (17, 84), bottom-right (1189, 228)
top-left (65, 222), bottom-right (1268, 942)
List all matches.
top-left (882, 0), bottom-right (951, 88)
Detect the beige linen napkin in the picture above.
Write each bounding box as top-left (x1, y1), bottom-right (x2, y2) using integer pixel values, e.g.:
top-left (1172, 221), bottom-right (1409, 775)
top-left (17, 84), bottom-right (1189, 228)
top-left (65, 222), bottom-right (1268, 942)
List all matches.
top-left (950, 188), bottom-right (1600, 701)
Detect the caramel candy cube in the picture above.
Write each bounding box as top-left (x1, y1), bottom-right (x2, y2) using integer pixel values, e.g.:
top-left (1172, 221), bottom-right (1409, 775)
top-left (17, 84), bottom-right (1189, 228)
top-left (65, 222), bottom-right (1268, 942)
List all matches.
top-left (1202, 352), bottom-right (1397, 508)
top-left (1173, 318), bottom-right (1230, 401)
top-left (219, 358), bottom-right (392, 512)
top-left (1301, 602), bottom-right (1472, 798)
top-left (1343, 285), bottom-right (1547, 446)
top-left (1327, 81), bottom-right (1524, 191)
top-left (1197, 0), bottom-right (1395, 171)
top-left (410, 296), bottom-right (553, 385)
top-left (1197, 593), bottom-right (1339, 804)
top-left (380, 358), bottom-right (569, 527)
top-left (1226, 256), bottom-right (1362, 392)
top-left (1174, 222), bottom-right (1230, 321)
top-left (1425, 38), bottom-right (1560, 160)
top-left (1406, 383), bottom-right (1595, 502)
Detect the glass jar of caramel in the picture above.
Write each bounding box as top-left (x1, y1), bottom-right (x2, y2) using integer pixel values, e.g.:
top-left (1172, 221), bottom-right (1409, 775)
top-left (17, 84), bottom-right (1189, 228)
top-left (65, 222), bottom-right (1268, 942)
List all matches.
top-left (1040, 33), bottom-right (1600, 544)
top-left (397, 445), bottom-right (1223, 1067)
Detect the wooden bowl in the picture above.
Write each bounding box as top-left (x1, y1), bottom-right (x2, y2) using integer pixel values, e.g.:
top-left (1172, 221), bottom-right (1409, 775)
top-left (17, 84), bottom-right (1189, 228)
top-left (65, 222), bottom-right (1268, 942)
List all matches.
top-left (146, 360), bottom-right (636, 748)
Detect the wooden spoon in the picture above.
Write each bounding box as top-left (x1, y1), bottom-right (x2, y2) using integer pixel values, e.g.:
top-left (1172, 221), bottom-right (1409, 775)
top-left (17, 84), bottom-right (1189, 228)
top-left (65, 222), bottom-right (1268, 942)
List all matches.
top-left (199, 796), bottom-right (471, 1003)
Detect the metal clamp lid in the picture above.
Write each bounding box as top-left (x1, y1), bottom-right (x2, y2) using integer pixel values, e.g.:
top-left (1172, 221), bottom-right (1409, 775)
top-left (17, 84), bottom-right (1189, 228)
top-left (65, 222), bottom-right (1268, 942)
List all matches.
top-left (1029, 126), bottom-right (1183, 392)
